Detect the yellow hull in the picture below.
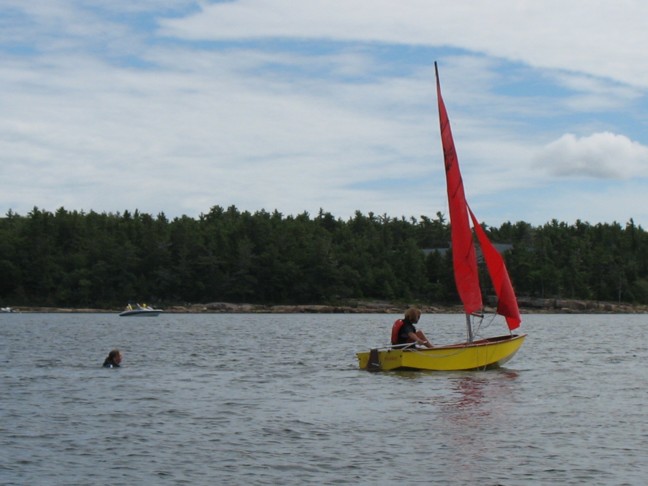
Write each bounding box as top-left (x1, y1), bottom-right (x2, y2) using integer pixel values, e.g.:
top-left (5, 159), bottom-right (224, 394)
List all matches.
top-left (357, 334), bottom-right (526, 371)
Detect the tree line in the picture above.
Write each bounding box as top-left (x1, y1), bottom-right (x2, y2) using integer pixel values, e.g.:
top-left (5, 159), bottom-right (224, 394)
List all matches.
top-left (1, 206), bottom-right (648, 309)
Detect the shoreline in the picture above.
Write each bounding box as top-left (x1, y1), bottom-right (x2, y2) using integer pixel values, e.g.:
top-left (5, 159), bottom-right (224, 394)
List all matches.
top-left (4, 298), bottom-right (648, 314)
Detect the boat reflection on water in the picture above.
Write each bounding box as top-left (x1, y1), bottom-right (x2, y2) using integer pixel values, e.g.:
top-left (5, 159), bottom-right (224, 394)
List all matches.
top-left (447, 370), bottom-right (518, 416)
top-left (452, 375), bottom-right (488, 410)
top-left (401, 370), bottom-right (520, 482)
top-left (414, 370), bottom-right (520, 427)
top-left (452, 370), bottom-right (519, 410)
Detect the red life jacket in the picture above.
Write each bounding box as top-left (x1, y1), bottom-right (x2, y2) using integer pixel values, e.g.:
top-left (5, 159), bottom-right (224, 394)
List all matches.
top-left (391, 319), bottom-right (405, 345)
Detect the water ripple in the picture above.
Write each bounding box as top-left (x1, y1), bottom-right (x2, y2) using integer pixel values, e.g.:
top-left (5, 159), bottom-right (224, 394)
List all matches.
top-left (2, 313), bottom-right (648, 484)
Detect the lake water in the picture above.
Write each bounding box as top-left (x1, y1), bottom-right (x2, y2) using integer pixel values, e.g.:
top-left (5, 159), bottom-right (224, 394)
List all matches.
top-left (1, 312), bottom-right (647, 485)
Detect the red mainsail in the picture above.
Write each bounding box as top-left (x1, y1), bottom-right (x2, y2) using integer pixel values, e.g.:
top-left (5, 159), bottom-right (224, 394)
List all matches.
top-left (435, 63), bottom-right (482, 315)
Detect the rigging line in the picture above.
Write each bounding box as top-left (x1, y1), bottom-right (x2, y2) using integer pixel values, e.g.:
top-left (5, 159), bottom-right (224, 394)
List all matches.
top-left (472, 312), bottom-right (498, 338)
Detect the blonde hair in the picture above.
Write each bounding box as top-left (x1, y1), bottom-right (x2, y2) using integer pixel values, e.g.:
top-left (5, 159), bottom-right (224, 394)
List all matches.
top-left (404, 307), bottom-right (421, 322)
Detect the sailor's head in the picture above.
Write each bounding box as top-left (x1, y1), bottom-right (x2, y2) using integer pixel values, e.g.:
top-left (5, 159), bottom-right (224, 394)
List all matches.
top-left (404, 307), bottom-right (421, 323)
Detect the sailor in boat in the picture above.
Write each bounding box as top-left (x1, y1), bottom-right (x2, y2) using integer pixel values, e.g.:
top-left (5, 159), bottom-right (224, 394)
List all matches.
top-left (391, 307), bottom-right (434, 349)
top-left (103, 349), bottom-right (122, 368)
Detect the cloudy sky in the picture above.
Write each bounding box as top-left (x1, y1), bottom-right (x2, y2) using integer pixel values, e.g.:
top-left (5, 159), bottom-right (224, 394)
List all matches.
top-left (2, 1), bottom-right (648, 227)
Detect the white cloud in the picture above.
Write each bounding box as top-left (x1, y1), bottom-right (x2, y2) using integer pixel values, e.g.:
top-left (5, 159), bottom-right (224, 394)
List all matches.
top-left (2, 1), bottom-right (648, 227)
top-left (537, 132), bottom-right (648, 179)
top-left (0, 45), bottom-right (440, 218)
top-left (549, 72), bottom-right (644, 112)
top-left (159, 0), bottom-right (648, 88)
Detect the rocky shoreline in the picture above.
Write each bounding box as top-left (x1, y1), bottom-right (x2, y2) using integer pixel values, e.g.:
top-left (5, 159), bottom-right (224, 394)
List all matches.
top-left (5, 298), bottom-right (648, 314)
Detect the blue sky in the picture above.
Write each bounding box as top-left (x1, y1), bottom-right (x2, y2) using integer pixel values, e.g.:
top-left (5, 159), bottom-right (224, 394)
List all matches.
top-left (2, 0), bottom-right (648, 227)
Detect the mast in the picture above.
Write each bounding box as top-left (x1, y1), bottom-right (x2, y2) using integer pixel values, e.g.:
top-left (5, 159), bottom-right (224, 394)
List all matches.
top-left (465, 314), bottom-right (474, 342)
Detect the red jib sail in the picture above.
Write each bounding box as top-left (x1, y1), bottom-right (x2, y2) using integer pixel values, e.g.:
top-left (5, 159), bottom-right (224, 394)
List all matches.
top-left (435, 63), bottom-right (482, 315)
top-left (469, 207), bottom-right (522, 330)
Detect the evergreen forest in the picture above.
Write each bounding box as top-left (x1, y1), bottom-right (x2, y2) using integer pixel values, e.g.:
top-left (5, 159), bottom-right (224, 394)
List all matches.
top-left (2, 206), bottom-right (648, 309)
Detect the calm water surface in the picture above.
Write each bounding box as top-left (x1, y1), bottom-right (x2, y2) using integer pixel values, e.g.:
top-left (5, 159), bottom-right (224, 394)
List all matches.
top-left (1, 312), bottom-right (647, 485)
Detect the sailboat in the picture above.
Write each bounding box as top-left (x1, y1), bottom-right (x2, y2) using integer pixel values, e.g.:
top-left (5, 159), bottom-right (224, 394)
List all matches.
top-left (356, 63), bottom-right (526, 371)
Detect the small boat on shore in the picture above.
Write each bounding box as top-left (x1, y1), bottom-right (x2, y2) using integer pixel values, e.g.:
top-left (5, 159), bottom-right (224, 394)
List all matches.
top-left (119, 303), bottom-right (163, 317)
